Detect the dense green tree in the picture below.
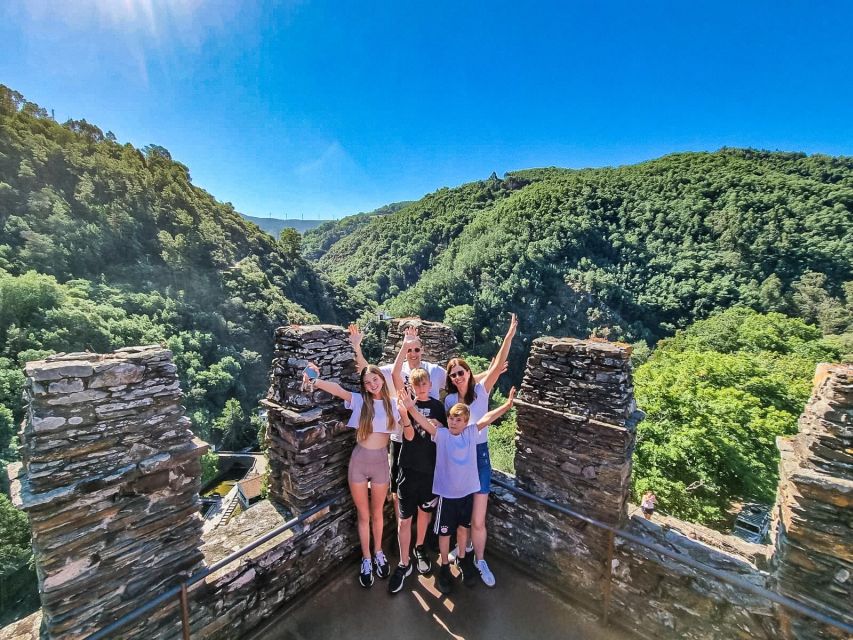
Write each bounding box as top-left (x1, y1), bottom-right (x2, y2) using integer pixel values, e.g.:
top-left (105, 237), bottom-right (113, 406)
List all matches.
top-left (308, 150), bottom-right (853, 357)
top-left (443, 304), bottom-right (476, 345)
top-left (632, 308), bottom-right (843, 527)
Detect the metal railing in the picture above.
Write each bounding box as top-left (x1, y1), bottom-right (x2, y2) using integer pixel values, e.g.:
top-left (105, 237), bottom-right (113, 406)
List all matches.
top-left (81, 477), bottom-right (852, 639)
top-left (85, 491), bottom-right (345, 640)
top-left (491, 476), bottom-right (853, 636)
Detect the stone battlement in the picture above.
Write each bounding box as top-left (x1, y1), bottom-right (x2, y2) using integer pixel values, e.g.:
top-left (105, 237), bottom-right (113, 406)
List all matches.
top-left (2, 334), bottom-right (850, 640)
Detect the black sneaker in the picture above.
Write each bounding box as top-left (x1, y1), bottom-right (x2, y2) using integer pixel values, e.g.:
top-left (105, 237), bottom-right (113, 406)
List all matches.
top-left (359, 558), bottom-right (374, 588)
top-left (388, 563), bottom-right (412, 594)
top-left (457, 554), bottom-right (477, 588)
top-left (414, 545), bottom-right (432, 575)
top-left (374, 551), bottom-right (390, 579)
top-left (437, 563), bottom-right (453, 595)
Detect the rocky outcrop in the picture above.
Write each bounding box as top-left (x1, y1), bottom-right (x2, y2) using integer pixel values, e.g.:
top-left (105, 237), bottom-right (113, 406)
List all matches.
top-left (771, 363), bottom-right (853, 639)
top-left (8, 347), bottom-right (206, 640)
top-left (381, 317), bottom-right (459, 367)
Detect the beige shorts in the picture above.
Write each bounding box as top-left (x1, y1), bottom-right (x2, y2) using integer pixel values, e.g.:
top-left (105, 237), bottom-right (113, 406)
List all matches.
top-left (348, 445), bottom-right (390, 485)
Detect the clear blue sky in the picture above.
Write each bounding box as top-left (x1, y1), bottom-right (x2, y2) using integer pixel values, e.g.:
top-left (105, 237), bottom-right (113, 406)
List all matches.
top-left (1, 1), bottom-right (851, 219)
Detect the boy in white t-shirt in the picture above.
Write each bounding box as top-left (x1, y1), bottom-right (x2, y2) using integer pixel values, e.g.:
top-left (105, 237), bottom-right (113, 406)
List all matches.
top-left (399, 387), bottom-right (515, 595)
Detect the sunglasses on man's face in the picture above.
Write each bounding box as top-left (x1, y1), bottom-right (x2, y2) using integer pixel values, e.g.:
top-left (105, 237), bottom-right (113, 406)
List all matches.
top-left (449, 369), bottom-right (467, 379)
top-left (407, 347), bottom-right (421, 353)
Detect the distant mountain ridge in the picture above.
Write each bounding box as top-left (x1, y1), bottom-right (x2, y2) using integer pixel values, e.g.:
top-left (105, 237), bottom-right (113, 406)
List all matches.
top-left (239, 215), bottom-right (326, 236)
top-left (301, 201), bottom-right (413, 260)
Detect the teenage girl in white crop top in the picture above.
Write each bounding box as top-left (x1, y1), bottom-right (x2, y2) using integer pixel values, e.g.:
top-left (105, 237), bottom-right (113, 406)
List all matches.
top-left (303, 363), bottom-right (404, 588)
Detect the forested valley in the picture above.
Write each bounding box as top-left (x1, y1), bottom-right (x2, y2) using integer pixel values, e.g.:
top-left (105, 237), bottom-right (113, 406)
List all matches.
top-left (1, 86), bottom-right (852, 619)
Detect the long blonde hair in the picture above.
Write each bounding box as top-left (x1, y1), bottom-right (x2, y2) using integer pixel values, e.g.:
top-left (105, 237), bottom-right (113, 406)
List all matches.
top-left (357, 365), bottom-right (395, 442)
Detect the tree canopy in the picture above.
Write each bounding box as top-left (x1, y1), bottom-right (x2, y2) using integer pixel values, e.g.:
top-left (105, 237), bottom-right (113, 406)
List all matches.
top-left (631, 308), bottom-right (843, 526)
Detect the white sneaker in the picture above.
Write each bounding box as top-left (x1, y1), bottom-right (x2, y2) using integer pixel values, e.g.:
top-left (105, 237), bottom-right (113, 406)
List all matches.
top-left (476, 558), bottom-right (496, 587)
top-left (448, 540), bottom-right (474, 563)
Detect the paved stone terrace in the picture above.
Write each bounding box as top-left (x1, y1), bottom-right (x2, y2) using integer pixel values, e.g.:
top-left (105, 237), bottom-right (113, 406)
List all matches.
top-left (251, 554), bottom-right (631, 640)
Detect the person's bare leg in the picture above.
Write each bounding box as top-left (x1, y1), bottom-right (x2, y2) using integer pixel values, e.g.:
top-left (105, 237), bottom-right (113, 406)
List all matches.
top-left (369, 483), bottom-right (388, 554)
top-left (456, 526), bottom-right (469, 561)
top-left (397, 516), bottom-right (412, 565)
top-left (438, 535), bottom-right (451, 565)
top-left (471, 493), bottom-right (488, 561)
top-left (349, 480), bottom-right (371, 559)
top-left (415, 507), bottom-right (431, 546)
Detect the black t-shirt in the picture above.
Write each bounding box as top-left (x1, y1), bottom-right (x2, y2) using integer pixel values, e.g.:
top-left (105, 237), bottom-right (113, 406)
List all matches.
top-left (400, 397), bottom-right (447, 474)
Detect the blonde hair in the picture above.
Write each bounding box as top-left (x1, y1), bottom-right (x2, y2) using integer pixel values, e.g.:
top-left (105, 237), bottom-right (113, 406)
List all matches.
top-left (448, 402), bottom-right (471, 421)
top-left (409, 368), bottom-right (430, 386)
top-left (357, 365), bottom-right (395, 442)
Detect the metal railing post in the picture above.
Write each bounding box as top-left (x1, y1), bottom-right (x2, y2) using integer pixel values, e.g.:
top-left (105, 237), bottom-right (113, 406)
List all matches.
top-left (180, 582), bottom-right (191, 640)
top-left (601, 529), bottom-right (615, 625)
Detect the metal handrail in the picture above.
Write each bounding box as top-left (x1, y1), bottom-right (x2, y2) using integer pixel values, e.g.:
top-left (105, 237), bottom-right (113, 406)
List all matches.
top-left (85, 491), bottom-right (346, 640)
top-left (491, 476), bottom-right (853, 635)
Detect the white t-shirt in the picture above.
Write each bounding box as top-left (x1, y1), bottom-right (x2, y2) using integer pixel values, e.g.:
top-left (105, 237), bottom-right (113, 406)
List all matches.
top-left (344, 392), bottom-right (401, 436)
top-left (444, 382), bottom-right (490, 444)
top-left (381, 360), bottom-right (446, 442)
top-left (432, 425), bottom-right (481, 499)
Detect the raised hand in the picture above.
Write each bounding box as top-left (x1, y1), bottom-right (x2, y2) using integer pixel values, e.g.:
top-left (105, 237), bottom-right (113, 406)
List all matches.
top-left (301, 362), bottom-right (320, 391)
top-left (404, 325), bottom-right (419, 338)
top-left (507, 313), bottom-right (518, 338)
top-left (397, 388), bottom-right (415, 411)
top-left (348, 323), bottom-right (363, 347)
top-left (506, 386), bottom-right (516, 407)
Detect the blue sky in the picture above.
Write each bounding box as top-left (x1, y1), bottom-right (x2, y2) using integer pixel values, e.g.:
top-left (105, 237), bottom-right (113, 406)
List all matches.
top-left (1, 1), bottom-right (851, 219)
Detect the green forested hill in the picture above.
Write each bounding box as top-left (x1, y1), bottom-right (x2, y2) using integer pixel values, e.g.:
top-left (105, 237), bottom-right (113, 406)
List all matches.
top-left (301, 200), bottom-right (414, 260)
top-left (310, 152), bottom-right (853, 358)
top-left (0, 85), bottom-right (368, 456)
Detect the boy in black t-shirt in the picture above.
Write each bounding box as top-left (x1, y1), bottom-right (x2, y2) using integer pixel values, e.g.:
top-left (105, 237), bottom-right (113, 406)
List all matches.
top-left (388, 368), bottom-right (447, 594)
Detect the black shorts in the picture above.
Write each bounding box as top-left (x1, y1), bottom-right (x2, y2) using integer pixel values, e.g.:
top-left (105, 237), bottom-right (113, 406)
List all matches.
top-left (433, 494), bottom-right (473, 536)
top-left (389, 440), bottom-right (403, 492)
top-left (397, 468), bottom-right (437, 520)
top-left (642, 507), bottom-right (654, 516)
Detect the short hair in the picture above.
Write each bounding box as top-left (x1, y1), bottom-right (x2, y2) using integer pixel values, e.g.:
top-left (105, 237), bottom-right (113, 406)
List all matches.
top-left (410, 368), bottom-right (430, 386)
top-left (448, 403), bottom-right (471, 420)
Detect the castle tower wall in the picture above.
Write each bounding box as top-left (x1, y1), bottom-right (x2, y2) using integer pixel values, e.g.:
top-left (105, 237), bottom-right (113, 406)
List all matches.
top-left (9, 347), bottom-right (206, 639)
top-left (771, 363), bottom-right (853, 639)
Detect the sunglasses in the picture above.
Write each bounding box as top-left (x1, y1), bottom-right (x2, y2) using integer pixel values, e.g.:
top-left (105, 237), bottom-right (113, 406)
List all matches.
top-left (449, 369), bottom-right (467, 379)
top-left (407, 347), bottom-right (421, 353)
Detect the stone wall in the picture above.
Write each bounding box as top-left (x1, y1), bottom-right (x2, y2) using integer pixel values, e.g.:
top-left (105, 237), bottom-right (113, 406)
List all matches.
top-left (770, 363), bottom-right (853, 639)
top-left (264, 324), bottom-right (359, 514)
top-left (488, 337), bottom-right (779, 640)
top-left (381, 317), bottom-right (459, 367)
top-left (515, 337), bottom-right (638, 522)
top-left (7, 347), bottom-right (206, 640)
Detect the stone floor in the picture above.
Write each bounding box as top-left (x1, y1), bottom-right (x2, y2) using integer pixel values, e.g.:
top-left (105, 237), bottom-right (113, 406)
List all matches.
top-left (252, 554), bottom-right (631, 640)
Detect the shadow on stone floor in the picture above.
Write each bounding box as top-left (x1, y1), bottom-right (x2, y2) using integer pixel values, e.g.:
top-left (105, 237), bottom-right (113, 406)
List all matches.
top-left (251, 554), bottom-right (630, 640)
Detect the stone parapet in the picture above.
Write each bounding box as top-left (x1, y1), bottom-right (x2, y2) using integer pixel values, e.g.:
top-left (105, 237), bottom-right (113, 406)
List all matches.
top-left (520, 337), bottom-right (636, 426)
top-left (265, 325), bottom-right (359, 514)
top-left (10, 346), bottom-right (205, 640)
top-left (489, 473), bottom-right (778, 640)
top-left (381, 317), bottom-right (458, 367)
top-left (514, 337), bottom-right (638, 525)
top-left (770, 363), bottom-right (853, 639)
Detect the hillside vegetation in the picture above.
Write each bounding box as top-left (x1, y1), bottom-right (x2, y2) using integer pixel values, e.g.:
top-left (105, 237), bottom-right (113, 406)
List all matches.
top-left (0, 85), bottom-right (368, 461)
top-left (311, 154), bottom-right (853, 363)
top-left (301, 200), bottom-right (413, 260)
top-left (632, 307), bottom-right (846, 525)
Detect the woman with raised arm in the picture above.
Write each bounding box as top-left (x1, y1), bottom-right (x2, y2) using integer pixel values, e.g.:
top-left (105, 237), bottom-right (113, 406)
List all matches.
top-left (302, 363), bottom-right (403, 588)
top-left (443, 312), bottom-right (518, 587)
